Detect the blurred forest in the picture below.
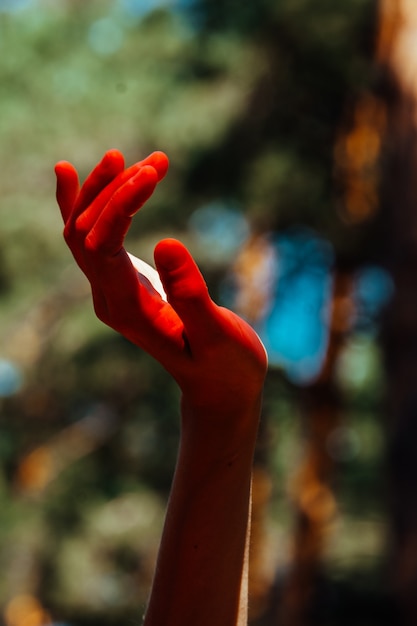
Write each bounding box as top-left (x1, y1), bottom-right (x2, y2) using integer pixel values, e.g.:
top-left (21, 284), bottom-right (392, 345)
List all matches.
top-left (1, 0), bottom-right (417, 624)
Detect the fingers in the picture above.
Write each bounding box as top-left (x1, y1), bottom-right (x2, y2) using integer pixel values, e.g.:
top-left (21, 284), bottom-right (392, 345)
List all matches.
top-left (154, 239), bottom-right (218, 345)
top-left (72, 151), bottom-right (169, 235)
top-left (142, 151), bottom-right (169, 181)
top-left (72, 149), bottom-right (125, 219)
top-left (86, 166), bottom-right (159, 256)
top-left (55, 149), bottom-right (125, 228)
top-left (55, 150), bottom-right (169, 231)
top-left (78, 149), bottom-right (168, 215)
top-left (113, 165), bottom-right (159, 217)
top-left (55, 161), bottom-right (80, 223)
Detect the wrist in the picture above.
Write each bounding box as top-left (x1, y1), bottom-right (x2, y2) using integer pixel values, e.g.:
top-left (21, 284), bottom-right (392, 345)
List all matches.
top-left (179, 389), bottom-right (263, 455)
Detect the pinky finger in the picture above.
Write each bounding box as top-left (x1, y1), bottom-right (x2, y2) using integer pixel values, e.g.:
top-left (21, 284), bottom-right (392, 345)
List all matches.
top-left (55, 161), bottom-right (80, 223)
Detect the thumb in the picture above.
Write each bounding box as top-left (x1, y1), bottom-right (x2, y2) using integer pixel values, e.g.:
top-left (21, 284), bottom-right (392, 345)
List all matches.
top-left (154, 239), bottom-right (217, 342)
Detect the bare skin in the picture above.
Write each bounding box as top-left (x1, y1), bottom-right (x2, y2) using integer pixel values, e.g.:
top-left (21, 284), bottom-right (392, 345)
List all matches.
top-left (55, 149), bottom-right (267, 626)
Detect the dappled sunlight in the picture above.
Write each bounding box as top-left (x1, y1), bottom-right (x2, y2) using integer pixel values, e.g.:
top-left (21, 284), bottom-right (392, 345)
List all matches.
top-left (334, 93), bottom-right (387, 224)
top-left (4, 595), bottom-right (51, 626)
top-left (229, 227), bottom-right (334, 385)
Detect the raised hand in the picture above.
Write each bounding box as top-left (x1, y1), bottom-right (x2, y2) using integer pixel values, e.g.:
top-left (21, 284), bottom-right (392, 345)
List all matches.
top-left (55, 149), bottom-right (267, 626)
top-left (55, 150), bottom-right (267, 415)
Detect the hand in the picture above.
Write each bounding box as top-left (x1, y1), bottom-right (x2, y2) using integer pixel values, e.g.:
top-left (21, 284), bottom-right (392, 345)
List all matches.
top-left (55, 150), bottom-right (267, 416)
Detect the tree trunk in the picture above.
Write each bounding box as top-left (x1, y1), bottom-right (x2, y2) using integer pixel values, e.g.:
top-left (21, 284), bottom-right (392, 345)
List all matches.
top-left (377, 1), bottom-right (417, 624)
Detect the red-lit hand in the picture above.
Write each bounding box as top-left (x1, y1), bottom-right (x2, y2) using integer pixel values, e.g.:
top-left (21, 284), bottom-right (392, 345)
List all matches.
top-left (55, 150), bottom-right (267, 414)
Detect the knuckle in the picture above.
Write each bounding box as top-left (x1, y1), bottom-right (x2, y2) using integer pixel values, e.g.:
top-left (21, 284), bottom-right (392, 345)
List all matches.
top-left (84, 233), bottom-right (100, 254)
top-left (63, 217), bottom-right (89, 246)
top-left (84, 230), bottom-right (110, 255)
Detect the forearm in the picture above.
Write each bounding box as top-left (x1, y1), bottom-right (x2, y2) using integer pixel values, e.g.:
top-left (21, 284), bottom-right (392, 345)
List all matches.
top-left (143, 395), bottom-right (262, 626)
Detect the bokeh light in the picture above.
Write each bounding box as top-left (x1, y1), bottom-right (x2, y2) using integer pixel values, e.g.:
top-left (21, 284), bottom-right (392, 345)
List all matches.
top-left (0, 0), bottom-right (35, 13)
top-left (88, 18), bottom-right (125, 56)
top-left (255, 228), bottom-right (334, 385)
top-left (188, 202), bottom-right (250, 263)
top-left (0, 358), bottom-right (23, 397)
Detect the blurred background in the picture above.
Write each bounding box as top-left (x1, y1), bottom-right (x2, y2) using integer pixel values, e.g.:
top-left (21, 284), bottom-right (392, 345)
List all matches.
top-left (1, 0), bottom-right (417, 624)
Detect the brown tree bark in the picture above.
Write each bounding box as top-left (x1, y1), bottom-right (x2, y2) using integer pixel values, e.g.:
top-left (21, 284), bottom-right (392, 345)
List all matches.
top-left (376, 2), bottom-right (417, 624)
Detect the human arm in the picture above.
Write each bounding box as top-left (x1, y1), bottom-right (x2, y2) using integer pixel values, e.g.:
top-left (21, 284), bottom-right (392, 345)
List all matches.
top-left (55, 149), bottom-right (268, 626)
